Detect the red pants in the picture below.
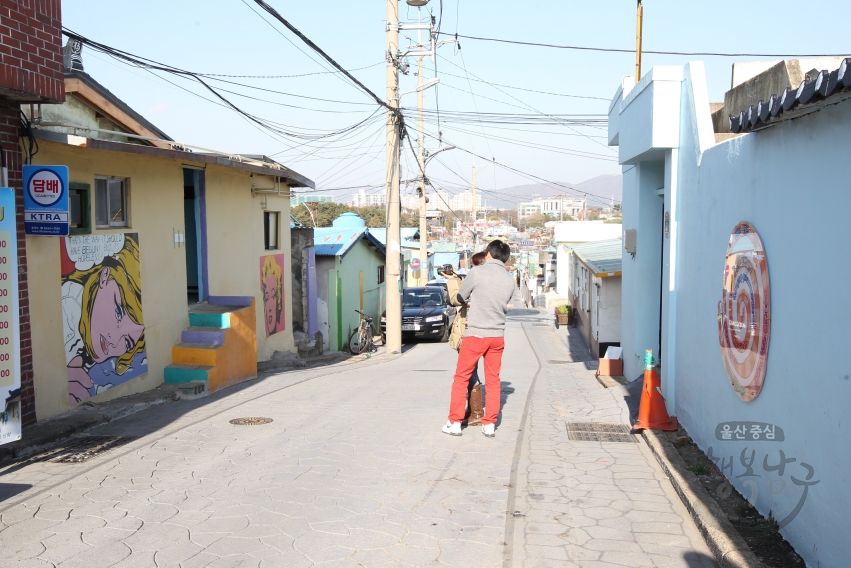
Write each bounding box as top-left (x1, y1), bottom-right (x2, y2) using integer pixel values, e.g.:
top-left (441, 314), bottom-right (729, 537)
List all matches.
top-left (448, 336), bottom-right (504, 425)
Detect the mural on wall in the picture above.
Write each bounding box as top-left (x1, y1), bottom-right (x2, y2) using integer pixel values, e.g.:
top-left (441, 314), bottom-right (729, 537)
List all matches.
top-left (61, 234), bottom-right (147, 405)
top-left (717, 222), bottom-right (770, 402)
top-left (261, 254), bottom-right (286, 337)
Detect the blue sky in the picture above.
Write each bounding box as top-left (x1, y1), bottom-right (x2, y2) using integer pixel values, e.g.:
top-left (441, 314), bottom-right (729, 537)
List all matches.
top-left (63, 1), bottom-right (849, 206)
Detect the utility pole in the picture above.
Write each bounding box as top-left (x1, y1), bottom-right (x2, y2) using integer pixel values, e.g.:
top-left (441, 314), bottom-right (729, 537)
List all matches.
top-left (635, 0), bottom-right (643, 82)
top-left (385, 0), bottom-right (402, 354)
top-left (582, 194), bottom-right (587, 221)
top-left (471, 163), bottom-right (477, 252)
top-left (416, 9), bottom-right (428, 286)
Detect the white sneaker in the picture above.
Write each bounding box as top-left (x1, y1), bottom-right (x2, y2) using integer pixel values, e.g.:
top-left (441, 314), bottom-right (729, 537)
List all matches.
top-left (442, 421), bottom-right (462, 436)
top-left (482, 423), bottom-right (495, 437)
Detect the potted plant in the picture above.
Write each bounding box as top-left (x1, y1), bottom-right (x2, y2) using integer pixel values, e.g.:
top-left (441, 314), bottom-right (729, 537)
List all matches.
top-left (555, 305), bottom-right (571, 326)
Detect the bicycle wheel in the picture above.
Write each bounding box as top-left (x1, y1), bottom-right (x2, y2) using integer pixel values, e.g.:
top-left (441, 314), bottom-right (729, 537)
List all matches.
top-left (348, 325), bottom-right (369, 355)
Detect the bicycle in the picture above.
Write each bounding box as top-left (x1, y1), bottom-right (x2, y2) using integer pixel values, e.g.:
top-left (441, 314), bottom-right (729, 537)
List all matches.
top-left (348, 309), bottom-right (377, 355)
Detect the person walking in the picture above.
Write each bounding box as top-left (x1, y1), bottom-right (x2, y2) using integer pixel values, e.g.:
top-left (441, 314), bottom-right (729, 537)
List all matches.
top-left (441, 252), bottom-right (486, 426)
top-left (442, 240), bottom-right (515, 437)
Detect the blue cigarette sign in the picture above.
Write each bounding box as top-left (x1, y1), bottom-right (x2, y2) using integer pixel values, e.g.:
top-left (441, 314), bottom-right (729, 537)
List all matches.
top-left (23, 165), bottom-right (69, 236)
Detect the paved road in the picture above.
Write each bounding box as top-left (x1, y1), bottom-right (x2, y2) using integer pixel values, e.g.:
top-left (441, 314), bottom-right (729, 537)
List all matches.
top-left (0, 308), bottom-right (716, 567)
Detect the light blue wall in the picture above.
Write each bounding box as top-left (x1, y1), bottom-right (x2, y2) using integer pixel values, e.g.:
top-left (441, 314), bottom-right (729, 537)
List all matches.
top-left (621, 161), bottom-right (664, 381)
top-left (667, 64), bottom-right (850, 566)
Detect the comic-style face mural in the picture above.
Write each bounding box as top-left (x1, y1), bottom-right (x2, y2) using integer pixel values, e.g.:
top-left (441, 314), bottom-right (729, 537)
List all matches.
top-left (260, 254), bottom-right (285, 337)
top-left (61, 234), bottom-right (147, 405)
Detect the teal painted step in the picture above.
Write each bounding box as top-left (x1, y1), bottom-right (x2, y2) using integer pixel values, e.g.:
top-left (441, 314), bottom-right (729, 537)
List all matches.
top-left (164, 364), bottom-right (213, 384)
top-left (188, 312), bottom-right (231, 329)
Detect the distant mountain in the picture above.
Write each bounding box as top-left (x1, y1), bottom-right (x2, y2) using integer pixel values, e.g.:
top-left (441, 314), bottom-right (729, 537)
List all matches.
top-left (575, 174), bottom-right (622, 207)
top-left (480, 174), bottom-right (622, 210)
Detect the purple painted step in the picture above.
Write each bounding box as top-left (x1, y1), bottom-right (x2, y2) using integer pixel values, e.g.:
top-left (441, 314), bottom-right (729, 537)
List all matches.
top-left (181, 326), bottom-right (226, 345)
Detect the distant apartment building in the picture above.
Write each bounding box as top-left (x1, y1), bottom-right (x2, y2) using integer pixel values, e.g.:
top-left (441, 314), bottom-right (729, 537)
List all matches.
top-left (450, 190), bottom-right (482, 212)
top-left (349, 189), bottom-right (386, 207)
top-left (518, 196), bottom-right (585, 219)
top-left (435, 189), bottom-right (451, 211)
top-left (292, 194), bottom-right (334, 206)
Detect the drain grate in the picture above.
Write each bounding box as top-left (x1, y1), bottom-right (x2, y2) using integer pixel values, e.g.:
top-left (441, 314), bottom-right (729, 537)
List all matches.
top-left (532, 324), bottom-right (551, 327)
top-left (38, 435), bottom-right (136, 463)
top-left (566, 422), bottom-right (637, 443)
top-left (547, 360), bottom-right (573, 364)
top-left (229, 417), bottom-right (273, 426)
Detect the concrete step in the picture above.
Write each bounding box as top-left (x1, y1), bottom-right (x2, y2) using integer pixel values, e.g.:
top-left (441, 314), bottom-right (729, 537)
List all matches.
top-left (164, 364), bottom-right (215, 385)
top-left (182, 326), bottom-right (226, 345)
top-left (188, 311), bottom-right (231, 329)
top-left (172, 342), bottom-right (224, 367)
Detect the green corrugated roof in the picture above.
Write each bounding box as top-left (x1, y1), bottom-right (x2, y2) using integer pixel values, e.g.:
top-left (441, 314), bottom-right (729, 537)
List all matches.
top-left (565, 238), bottom-right (622, 275)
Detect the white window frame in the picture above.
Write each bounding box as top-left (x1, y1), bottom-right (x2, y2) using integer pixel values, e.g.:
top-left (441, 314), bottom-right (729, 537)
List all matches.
top-left (94, 176), bottom-right (129, 228)
top-left (264, 211), bottom-right (280, 251)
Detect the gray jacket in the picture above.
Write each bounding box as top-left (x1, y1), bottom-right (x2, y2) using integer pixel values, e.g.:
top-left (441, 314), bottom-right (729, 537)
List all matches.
top-left (456, 259), bottom-right (516, 337)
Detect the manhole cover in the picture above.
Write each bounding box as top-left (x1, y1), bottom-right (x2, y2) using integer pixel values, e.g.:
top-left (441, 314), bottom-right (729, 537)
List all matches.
top-left (566, 422), bottom-right (637, 443)
top-left (547, 360), bottom-right (572, 364)
top-left (37, 435), bottom-right (136, 463)
top-left (229, 417), bottom-right (273, 425)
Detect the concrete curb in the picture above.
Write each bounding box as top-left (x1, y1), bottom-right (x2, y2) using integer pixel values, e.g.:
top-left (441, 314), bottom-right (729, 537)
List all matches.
top-left (0, 384), bottom-right (182, 463)
top-left (641, 429), bottom-right (766, 568)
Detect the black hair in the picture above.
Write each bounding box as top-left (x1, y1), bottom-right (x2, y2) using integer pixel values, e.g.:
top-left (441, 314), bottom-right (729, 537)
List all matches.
top-left (486, 240), bottom-right (511, 263)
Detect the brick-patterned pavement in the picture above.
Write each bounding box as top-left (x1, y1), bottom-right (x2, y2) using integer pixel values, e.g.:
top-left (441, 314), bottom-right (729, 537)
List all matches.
top-left (0, 305), bottom-right (716, 567)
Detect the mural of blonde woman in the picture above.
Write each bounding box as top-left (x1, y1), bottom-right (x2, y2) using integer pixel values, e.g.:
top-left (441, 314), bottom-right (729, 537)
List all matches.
top-left (260, 254), bottom-right (285, 337)
top-left (61, 234), bottom-right (147, 405)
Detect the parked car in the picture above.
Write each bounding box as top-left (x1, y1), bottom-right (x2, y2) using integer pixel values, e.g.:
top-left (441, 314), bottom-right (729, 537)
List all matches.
top-left (380, 286), bottom-right (457, 343)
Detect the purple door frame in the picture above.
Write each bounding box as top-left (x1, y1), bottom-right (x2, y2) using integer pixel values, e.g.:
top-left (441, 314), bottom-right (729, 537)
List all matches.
top-left (306, 246), bottom-right (318, 337)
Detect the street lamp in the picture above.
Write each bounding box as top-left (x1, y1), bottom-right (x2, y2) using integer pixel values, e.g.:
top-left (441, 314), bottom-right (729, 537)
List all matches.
top-left (424, 144), bottom-right (455, 167)
top-left (301, 202), bottom-right (316, 228)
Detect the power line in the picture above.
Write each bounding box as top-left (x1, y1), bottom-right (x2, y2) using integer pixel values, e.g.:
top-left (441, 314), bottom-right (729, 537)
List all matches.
top-left (440, 31), bottom-right (851, 58)
top-left (434, 68), bottom-right (609, 101)
top-left (252, 0), bottom-right (392, 113)
top-left (439, 54), bottom-right (614, 148)
top-left (201, 61), bottom-right (383, 79)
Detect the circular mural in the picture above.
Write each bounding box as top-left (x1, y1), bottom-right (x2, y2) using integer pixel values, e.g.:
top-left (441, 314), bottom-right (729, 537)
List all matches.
top-left (718, 222), bottom-right (770, 401)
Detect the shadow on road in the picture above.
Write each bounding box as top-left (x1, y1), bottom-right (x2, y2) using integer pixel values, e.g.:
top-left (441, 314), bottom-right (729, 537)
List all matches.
top-left (683, 551), bottom-right (720, 567)
top-left (0, 483), bottom-right (32, 501)
top-left (623, 375), bottom-right (643, 427)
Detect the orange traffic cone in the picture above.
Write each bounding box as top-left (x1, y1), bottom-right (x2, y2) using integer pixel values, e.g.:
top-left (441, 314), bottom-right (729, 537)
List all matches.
top-left (634, 350), bottom-right (678, 431)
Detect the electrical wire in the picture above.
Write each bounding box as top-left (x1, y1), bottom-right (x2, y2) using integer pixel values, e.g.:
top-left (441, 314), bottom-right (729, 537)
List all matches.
top-left (251, 0), bottom-right (394, 113)
top-left (434, 68), bottom-right (609, 101)
top-left (200, 62), bottom-right (383, 79)
top-left (439, 31), bottom-right (851, 58)
top-left (439, 55), bottom-right (615, 148)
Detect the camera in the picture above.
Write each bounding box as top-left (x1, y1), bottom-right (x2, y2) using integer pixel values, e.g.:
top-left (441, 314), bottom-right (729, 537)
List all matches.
top-left (440, 264), bottom-right (454, 275)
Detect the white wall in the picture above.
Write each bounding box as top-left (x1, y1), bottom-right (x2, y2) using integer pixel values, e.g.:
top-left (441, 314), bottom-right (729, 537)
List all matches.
top-left (556, 246), bottom-right (571, 297)
top-left (595, 276), bottom-right (622, 345)
top-left (553, 221), bottom-right (622, 244)
top-left (616, 61), bottom-right (851, 566)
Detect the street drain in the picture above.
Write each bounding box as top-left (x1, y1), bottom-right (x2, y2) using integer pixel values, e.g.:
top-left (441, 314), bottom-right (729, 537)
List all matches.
top-left (547, 360), bottom-right (573, 364)
top-left (229, 417), bottom-right (273, 425)
top-left (566, 422), bottom-right (637, 443)
top-left (532, 324), bottom-right (550, 327)
top-left (37, 435), bottom-right (137, 463)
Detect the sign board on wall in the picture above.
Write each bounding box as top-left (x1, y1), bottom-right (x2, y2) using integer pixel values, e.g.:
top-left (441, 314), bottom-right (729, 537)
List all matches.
top-left (717, 222), bottom-right (771, 401)
top-left (0, 188), bottom-right (21, 445)
top-left (23, 165), bottom-right (69, 236)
